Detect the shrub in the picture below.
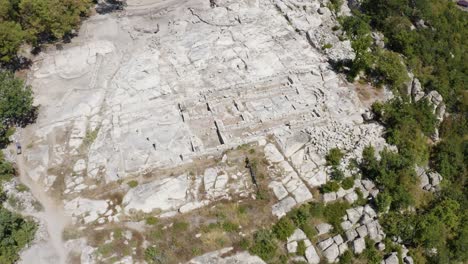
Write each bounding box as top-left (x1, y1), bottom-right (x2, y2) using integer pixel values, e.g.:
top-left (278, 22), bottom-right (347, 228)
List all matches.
top-left (222, 221), bottom-right (239, 232)
top-left (339, 250), bottom-right (353, 264)
top-left (145, 216), bottom-right (158, 225)
top-left (322, 43), bottom-right (333, 50)
top-left (289, 204), bottom-right (311, 227)
top-left (326, 148), bottom-right (344, 166)
top-left (375, 191), bottom-right (392, 213)
top-left (331, 166), bottom-right (345, 181)
top-left (250, 229), bottom-right (278, 261)
top-left (341, 177), bottom-right (354, 190)
top-left (302, 224), bottom-right (317, 240)
top-left (172, 221), bottom-right (189, 232)
top-left (323, 202), bottom-right (350, 232)
top-left (272, 217), bottom-right (295, 241)
top-left (144, 246), bottom-right (163, 264)
top-left (309, 202), bottom-right (325, 217)
top-left (322, 181), bottom-right (341, 193)
top-left (239, 238), bottom-right (250, 250)
top-left (127, 180), bottom-right (138, 188)
top-left (297, 240), bottom-right (306, 256)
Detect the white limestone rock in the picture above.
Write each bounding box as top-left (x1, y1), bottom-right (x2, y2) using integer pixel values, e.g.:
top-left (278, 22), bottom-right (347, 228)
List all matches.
top-left (322, 243), bottom-right (339, 263)
top-left (272, 196), bottom-right (297, 218)
top-left (353, 237), bottom-right (366, 254)
top-left (288, 229), bottom-right (307, 243)
top-left (305, 245), bottom-right (320, 264)
top-left (345, 229), bottom-right (358, 241)
top-left (315, 223), bottom-right (333, 235)
top-left (122, 174), bottom-right (189, 213)
top-left (384, 252), bottom-right (399, 264)
top-left (317, 238), bottom-right (334, 251)
top-left (264, 144), bottom-right (284, 163)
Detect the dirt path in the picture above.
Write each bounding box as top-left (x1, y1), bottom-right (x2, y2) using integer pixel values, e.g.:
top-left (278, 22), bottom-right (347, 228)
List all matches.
top-left (16, 153), bottom-right (70, 264)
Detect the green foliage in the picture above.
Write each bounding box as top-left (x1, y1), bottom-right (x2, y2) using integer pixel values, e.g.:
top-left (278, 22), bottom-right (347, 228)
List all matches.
top-left (0, 0), bottom-right (92, 64)
top-left (360, 147), bottom-right (416, 210)
top-left (363, 238), bottom-right (383, 263)
top-left (272, 217), bottom-right (295, 241)
top-left (249, 229), bottom-right (278, 261)
top-left (330, 166), bottom-right (345, 181)
top-left (0, 71), bottom-right (35, 126)
top-left (145, 216), bottom-right (158, 225)
top-left (0, 155), bottom-right (36, 263)
top-left (296, 240), bottom-right (306, 256)
top-left (373, 48), bottom-right (410, 90)
top-left (322, 181), bottom-right (340, 193)
top-left (322, 43), bottom-right (333, 50)
top-left (326, 148), bottom-right (344, 166)
top-left (361, 0), bottom-right (467, 111)
top-left (375, 191), bottom-right (392, 212)
top-left (221, 221), bottom-right (238, 232)
top-left (0, 208), bottom-right (36, 263)
top-left (323, 201), bottom-right (350, 233)
top-left (0, 21), bottom-right (26, 62)
top-left (288, 204), bottom-right (311, 228)
top-left (127, 180), bottom-right (138, 188)
top-left (341, 177), bottom-right (354, 190)
top-left (339, 250), bottom-right (353, 264)
top-left (144, 246), bottom-right (163, 264)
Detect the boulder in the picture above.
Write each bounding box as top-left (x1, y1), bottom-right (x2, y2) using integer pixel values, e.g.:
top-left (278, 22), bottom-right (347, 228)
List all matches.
top-left (323, 243), bottom-right (339, 263)
top-left (344, 192), bottom-right (358, 204)
top-left (323, 192), bottom-right (337, 203)
top-left (333, 235), bottom-right (344, 245)
top-left (346, 208), bottom-right (362, 224)
top-left (411, 78), bottom-right (425, 102)
top-left (305, 245), bottom-right (320, 264)
top-left (317, 238), bottom-right (334, 251)
top-left (338, 243), bottom-right (348, 255)
top-left (404, 256), bottom-right (414, 264)
top-left (428, 172), bottom-right (442, 186)
top-left (384, 252), bottom-right (399, 264)
top-left (315, 223), bottom-right (333, 235)
top-left (288, 229), bottom-right (308, 243)
top-left (345, 229), bottom-right (358, 241)
top-left (287, 241), bottom-right (298, 253)
top-left (353, 237), bottom-right (366, 254)
top-left (356, 225), bottom-right (368, 238)
top-left (340, 220), bottom-right (353, 231)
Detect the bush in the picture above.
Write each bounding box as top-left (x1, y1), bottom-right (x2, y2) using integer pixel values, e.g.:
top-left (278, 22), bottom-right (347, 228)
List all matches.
top-left (323, 202), bottom-right (350, 233)
top-left (222, 221), bottom-right (239, 232)
top-left (127, 180), bottom-right (138, 188)
top-left (272, 217), bottom-right (295, 241)
top-left (331, 166), bottom-right (345, 181)
top-left (339, 250), bottom-right (353, 264)
top-left (341, 177), bottom-right (354, 190)
top-left (297, 240), bottom-right (306, 256)
top-left (363, 238), bottom-right (383, 264)
top-left (322, 181), bottom-right (341, 193)
top-left (301, 223), bottom-right (317, 240)
top-left (309, 202), bottom-right (324, 218)
top-left (375, 191), bottom-right (392, 213)
top-left (326, 148), bottom-right (344, 166)
top-left (0, 207), bottom-right (37, 263)
top-left (250, 229), bottom-right (278, 261)
top-left (145, 216), bottom-right (158, 225)
top-left (322, 43), bottom-right (333, 50)
top-left (288, 204), bottom-right (311, 227)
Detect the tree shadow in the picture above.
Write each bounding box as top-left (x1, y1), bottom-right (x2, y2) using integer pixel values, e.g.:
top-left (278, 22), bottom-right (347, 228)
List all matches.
top-left (96, 0), bottom-right (127, 14)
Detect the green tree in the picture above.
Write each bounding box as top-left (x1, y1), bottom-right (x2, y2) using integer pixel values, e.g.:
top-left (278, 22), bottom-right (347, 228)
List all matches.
top-left (0, 21), bottom-right (26, 63)
top-left (0, 71), bottom-right (35, 126)
top-left (19, 0), bottom-right (91, 42)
